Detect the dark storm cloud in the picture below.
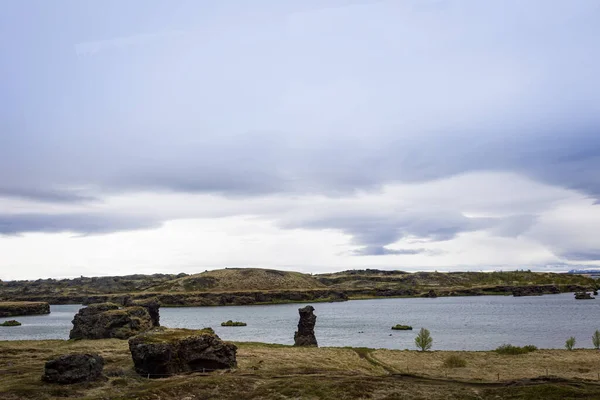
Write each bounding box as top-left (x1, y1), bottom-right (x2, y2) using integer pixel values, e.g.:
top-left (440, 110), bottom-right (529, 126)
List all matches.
top-left (0, 213), bottom-right (160, 235)
top-left (280, 212), bottom-right (535, 254)
top-left (352, 246), bottom-right (431, 256)
top-left (0, 188), bottom-right (97, 203)
top-left (559, 251), bottom-right (600, 262)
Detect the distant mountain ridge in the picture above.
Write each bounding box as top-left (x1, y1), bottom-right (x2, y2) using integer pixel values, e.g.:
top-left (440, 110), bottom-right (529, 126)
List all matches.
top-left (0, 268), bottom-right (597, 306)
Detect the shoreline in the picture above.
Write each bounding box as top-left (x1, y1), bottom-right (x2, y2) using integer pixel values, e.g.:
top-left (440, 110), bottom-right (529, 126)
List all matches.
top-left (4, 283), bottom-right (591, 308)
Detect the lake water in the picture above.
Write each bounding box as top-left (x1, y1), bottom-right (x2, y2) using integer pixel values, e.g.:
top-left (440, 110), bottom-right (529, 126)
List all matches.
top-left (1, 293), bottom-right (598, 350)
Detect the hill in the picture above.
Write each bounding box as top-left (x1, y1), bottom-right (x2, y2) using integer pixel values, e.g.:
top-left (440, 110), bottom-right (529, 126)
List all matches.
top-left (145, 268), bottom-right (326, 293)
top-left (315, 269), bottom-right (595, 291)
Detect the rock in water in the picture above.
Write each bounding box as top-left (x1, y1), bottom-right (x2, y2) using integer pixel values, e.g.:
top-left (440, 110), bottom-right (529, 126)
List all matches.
top-left (294, 305), bottom-right (318, 347)
top-left (128, 327), bottom-right (237, 378)
top-left (42, 353), bottom-right (104, 384)
top-left (69, 302), bottom-right (154, 340)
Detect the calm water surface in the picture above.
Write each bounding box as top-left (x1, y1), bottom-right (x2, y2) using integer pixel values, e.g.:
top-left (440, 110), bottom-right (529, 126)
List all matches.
top-left (1, 294), bottom-right (598, 350)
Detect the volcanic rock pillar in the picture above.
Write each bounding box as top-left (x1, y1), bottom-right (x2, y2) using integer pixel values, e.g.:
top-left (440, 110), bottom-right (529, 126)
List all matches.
top-left (294, 305), bottom-right (318, 347)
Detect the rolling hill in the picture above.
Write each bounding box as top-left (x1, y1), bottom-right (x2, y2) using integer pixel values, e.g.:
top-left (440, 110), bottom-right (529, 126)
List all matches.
top-left (145, 268), bottom-right (327, 293)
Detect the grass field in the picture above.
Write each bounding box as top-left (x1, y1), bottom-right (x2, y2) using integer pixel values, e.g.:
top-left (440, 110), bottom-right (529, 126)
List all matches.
top-left (2, 339), bottom-right (600, 399)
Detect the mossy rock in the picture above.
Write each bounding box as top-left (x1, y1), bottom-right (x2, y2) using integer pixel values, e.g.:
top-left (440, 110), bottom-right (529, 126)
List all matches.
top-left (0, 320), bottom-right (21, 327)
top-left (221, 320), bottom-right (247, 327)
top-left (391, 324), bottom-right (413, 330)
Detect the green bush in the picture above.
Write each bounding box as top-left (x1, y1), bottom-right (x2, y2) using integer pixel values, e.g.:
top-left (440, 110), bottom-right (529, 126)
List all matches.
top-left (415, 328), bottom-right (433, 351)
top-left (592, 330), bottom-right (600, 350)
top-left (565, 337), bottom-right (576, 351)
top-left (443, 354), bottom-right (467, 368)
top-left (495, 344), bottom-right (538, 355)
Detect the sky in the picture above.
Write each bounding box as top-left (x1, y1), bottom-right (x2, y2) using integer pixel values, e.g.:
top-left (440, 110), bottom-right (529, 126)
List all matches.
top-left (1, 0), bottom-right (600, 280)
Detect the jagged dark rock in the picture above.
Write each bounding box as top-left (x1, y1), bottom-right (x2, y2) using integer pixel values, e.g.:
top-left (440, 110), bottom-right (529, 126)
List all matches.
top-left (41, 353), bottom-right (104, 384)
top-left (128, 327), bottom-right (237, 378)
top-left (294, 305), bottom-right (317, 347)
top-left (422, 290), bottom-right (438, 298)
top-left (512, 286), bottom-right (560, 297)
top-left (575, 291), bottom-right (595, 300)
top-left (69, 302), bottom-right (154, 340)
top-left (132, 298), bottom-right (161, 327)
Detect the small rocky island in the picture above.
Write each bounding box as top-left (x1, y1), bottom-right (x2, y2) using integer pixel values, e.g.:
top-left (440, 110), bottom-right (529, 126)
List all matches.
top-left (391, 324), bottom-right (413, 330)
top-left (70, 300), bottom-right (160, 340)
top-left (0, 301), bottom-right (50, 317)
top-left (221, 320), bottom-right (247, 326)
top-left (575, 291), bottom-right (595, 300)
top-left (0, 320), bottom-right (22, 327)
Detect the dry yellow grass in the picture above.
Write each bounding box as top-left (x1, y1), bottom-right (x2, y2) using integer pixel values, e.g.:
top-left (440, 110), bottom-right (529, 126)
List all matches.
top-left (1, 339), bottom-right (600, 399)
top-left (372, 348), bottom-right (600, 381)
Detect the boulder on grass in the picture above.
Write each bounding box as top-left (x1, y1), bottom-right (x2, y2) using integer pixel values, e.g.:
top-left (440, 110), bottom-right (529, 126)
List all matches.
top-left (128, 327), bottom-right (237, 378)
top-left (69, 302), bottom-right (154, 340)
top-left (42, 353), bottom-right (104, 384)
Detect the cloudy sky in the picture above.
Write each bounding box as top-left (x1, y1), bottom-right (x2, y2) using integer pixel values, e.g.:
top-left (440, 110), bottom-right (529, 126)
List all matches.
top-left (1, 0), bottom-right (600, 280)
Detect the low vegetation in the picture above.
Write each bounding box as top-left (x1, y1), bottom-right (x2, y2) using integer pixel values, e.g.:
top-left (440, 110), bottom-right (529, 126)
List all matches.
top-left (1, 340), bottom-right (600, 399)
top-left (391, 324), bottom-right (412, 330)
top-left (0, 320), bottom-right (21, 327)
top-left (495, 344), bottom-right (538, 355)
top-left (593, 329), bottom-right (600, 349)
top-left (221, 320), bottom-right (247, 327)
top-left (443, 354), bottom-right (467, 368)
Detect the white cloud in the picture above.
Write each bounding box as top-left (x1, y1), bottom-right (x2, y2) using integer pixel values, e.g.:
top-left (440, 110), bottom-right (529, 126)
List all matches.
top-left (1, 171), bottom-right (598, 279)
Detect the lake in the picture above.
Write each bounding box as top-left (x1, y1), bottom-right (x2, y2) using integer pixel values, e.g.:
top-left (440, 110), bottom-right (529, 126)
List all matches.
top-left (0, 293), bottom-right (598, 350)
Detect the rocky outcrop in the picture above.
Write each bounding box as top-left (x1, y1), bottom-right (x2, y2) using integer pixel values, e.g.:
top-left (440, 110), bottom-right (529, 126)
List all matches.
top-left (421, 290), bottom-right (438, 298)
top-left (575, 291), bottom-right (595, 300)
top-left (294, 305), bottom-right (318, 347)
top-left (42, 353), bottom-right (104, 384)
top-left (69, 303), bottom-right (154, 340)
top-left (125, 298), bottom-right (160, 327)
top-left (128, 327), bottom-right (237, 378)
top-left (512, 286), bottom-right (560, 297)
top-left (0, 301), bottom-right (50, 317)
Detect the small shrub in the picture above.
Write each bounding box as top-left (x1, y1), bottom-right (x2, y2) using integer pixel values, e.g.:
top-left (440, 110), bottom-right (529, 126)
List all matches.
top-left (565, 337), bottom-right (576, 351)
top-left (495, 344), bottom-right (538, 355)
top-left (415, 328), bottom-right (433, 352)
top-left (592, 330), bottom-right (600, 350)
top-left (443, 354), bottom-right (467, 368)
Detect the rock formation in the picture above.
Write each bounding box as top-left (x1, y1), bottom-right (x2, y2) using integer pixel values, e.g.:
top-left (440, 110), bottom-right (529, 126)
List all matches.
top-left (422, 290), bottom-right (438, 298)
top-left (0, 301), bottom-right (50, 317)
top-left (294, 305), bottom-right (318, 347)
top-left (69, 302), bottom-right (154, 340)
top-left (42, 353), bottom-right (104, 384)
top-left (128, 327), bottom-right (237, 378)
top-left (575, 291), bottom-right (595, 300)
